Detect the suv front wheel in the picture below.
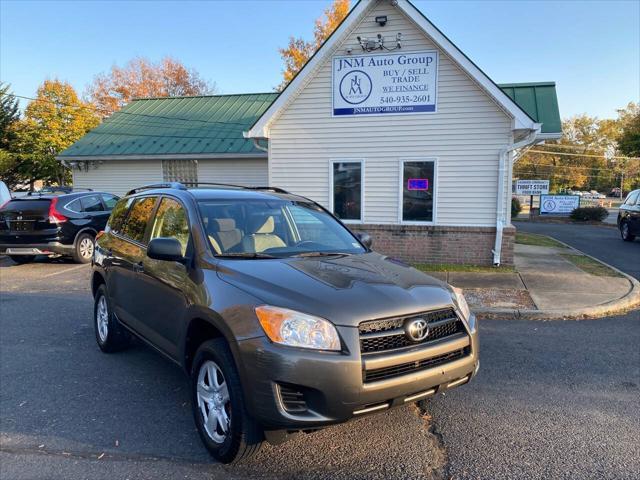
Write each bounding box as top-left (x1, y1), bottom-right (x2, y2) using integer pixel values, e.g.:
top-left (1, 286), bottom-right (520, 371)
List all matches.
top-left (191, 338), bottom-right (263, 464)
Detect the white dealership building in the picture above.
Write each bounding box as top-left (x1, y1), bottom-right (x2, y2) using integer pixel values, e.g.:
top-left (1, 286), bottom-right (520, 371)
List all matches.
top-left (60, 0), bottom-right (561, 265)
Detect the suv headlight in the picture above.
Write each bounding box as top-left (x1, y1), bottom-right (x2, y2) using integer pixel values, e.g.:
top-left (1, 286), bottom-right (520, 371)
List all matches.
top-left (449, 286), bottom-right (473, 324)
top-left (255, 306), bottom-right (341, 351)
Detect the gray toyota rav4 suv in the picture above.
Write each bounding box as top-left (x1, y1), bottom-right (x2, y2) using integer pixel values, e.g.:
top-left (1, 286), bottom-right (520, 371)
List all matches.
top-left (92, 182), bottom-right (479, 463)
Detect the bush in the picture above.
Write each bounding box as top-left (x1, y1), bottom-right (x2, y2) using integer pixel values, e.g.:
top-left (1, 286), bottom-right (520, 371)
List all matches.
top-left (511, 197), bottom-right (522, 217)
top-left (569, 206), bottom-right (608, 222)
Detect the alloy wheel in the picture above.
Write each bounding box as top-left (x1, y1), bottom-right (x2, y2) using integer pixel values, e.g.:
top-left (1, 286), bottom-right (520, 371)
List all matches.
top-left (79, 237), bottom-right (94, 259)
top-left (196, 360), bottom-right (231, 444)
top-left (96, 295), bottom-right (109, 342)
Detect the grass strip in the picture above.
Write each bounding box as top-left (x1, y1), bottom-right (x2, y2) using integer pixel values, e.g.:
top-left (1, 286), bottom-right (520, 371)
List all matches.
top-left (559, 254), bottom-right (623, 277)
top-left (515, 232), bottom-right (566, 248)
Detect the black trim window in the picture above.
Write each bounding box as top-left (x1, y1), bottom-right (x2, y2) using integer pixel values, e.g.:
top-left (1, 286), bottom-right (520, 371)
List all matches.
top-left (121, 196), bottom-right (157, 244)
top-left (332, 161), bottom-right (362, 221)
top-left (402, 160), bottom-right (435, 223)
top-left (81, 194), bottom-right (104, 213)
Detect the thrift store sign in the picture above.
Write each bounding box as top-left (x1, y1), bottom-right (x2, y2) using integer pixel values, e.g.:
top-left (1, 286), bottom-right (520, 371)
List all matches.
top-left (332, 51), bottom-right (438, 116)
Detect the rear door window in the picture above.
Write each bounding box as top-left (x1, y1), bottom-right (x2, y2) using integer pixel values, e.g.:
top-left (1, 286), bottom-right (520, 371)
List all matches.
top-left (121, 196), bottom-right (157, 244)
top-left (80, 195), bottom-right (104, 212)
top-left (65, 199), bottom-right (83, 213)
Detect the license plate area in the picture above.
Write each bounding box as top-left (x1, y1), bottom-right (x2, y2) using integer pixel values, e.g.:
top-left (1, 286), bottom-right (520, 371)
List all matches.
top-left (9, 221), bottom-right (35, 232)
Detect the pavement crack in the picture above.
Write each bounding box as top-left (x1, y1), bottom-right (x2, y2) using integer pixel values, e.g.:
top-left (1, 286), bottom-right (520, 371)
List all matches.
top-left (413, 403), bottom-right (450, 480)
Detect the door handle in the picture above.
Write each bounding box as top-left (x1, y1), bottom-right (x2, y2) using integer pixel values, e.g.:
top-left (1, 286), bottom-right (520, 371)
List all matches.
top-left (133, 262), bottom-right (144, 273)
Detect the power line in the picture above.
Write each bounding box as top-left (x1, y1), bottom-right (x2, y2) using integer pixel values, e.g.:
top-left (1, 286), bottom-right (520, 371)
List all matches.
top-left (527, 149), bottom-right (640, 161)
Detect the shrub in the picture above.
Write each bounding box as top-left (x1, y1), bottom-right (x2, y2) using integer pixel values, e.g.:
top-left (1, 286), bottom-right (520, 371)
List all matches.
top-left (569, 206), bottom-right (608, 222)
top-left (511, 197), bottom-right (522, 217)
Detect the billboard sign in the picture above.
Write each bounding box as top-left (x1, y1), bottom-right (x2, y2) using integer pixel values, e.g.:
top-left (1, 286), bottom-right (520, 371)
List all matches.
top-left (515, 180), bottom-right (550, 196)
top-left (540, 195), bottom-right (580, 215)
top-left (332, 51), bottom-right (438, 116)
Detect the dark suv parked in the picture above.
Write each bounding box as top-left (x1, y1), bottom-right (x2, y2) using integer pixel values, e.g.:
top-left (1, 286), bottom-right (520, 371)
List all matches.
top-left (0, 190), bottom-right (119, 263)
top-left (92, 182), bottom-right (479, 463)
top-left (618, 188), bottom-right (640, 241)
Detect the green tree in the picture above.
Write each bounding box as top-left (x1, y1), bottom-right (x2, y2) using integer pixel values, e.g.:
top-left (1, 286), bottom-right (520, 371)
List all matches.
top-left (617, 103), bottom-right (640, 157)
top-left (0, 83), bottom-right (20, 150)
top-left (11, 79), bottom-right (100, 188)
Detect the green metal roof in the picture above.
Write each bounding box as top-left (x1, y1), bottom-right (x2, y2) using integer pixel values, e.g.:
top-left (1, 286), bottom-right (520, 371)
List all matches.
top-left (59, 93), bottom-right (277, 158)
top-left (61, 82), bottom-right (560, 159)
top-left (498, 82), bottom-right (561, 135)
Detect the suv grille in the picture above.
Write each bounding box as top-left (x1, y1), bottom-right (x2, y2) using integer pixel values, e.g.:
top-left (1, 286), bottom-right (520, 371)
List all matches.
top-left (364, 348), bottom-right (469, 383)
top-left (359, 308), bottom-right (465, 354)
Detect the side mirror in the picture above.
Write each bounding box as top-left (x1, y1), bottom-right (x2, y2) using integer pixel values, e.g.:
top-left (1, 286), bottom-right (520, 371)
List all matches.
top-left (147, 237), bottom-right (184, 262)
top-left (357, 232), bottom-right (373, 249)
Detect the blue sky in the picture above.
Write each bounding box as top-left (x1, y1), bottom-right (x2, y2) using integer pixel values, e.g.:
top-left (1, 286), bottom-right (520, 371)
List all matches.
top-left (1, 0), bottom-right (638, 119)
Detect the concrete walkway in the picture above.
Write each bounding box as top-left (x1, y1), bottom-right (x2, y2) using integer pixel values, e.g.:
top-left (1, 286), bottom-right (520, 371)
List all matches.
top-left (425, 242), bottom-right (640, 319)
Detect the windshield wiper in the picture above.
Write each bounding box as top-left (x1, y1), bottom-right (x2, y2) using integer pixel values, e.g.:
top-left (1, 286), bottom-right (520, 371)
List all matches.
top-left (215, 252), bottom-right (278, 259)
top-left (291, 251), bottom-right (352, 258)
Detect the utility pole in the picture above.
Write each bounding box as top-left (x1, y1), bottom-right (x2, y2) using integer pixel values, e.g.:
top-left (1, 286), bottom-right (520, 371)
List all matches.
top-left (620, 171), bottom-right (624, 200)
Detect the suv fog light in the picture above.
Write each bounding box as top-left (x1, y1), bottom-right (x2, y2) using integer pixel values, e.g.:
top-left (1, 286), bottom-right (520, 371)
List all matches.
top-left (255, 306), bottom-right (341, 351)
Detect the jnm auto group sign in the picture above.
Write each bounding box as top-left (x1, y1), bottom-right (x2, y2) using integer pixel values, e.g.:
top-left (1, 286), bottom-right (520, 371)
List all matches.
top-left (332, 51), bottom-right (438, 116)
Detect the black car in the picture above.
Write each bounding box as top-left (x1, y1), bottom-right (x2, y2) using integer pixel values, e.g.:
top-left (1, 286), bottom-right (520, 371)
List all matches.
top-left (0, 190), bottom-right (119, 263)
top-left (92, 182), bottom-right (478, 463)
top-left (618, 188), bottom-right (640, 241)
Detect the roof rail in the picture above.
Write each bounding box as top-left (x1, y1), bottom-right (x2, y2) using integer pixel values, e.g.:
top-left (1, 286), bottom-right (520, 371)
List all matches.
top-left (126, 182), bottom-right (187, 196)
top-left (181, 182), bottom-right (291, 195)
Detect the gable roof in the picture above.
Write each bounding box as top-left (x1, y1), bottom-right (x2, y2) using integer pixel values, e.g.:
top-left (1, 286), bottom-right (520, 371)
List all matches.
top-left (59, 93), bottom-right (276, 159)
top-left (246, 0), bottom-right (547, 139)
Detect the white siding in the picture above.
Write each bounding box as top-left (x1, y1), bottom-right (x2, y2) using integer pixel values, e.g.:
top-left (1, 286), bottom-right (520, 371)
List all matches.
top-left (198, 159), bottom-right (268, 186)
top-left (268, 1), bottom-right (512, 226)
top-left (72, 160), bottom-right (162, 196)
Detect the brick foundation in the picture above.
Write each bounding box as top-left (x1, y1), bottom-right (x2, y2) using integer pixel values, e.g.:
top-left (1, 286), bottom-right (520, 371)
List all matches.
top-left (349, 224), bottom-right (515, 266)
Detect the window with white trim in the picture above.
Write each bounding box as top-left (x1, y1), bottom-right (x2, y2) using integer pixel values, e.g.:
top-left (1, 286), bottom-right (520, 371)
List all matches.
top-left (162, 159), bottom-right (198, 184)
top-left (331, 160), bottom-right (362, 221)
top-left (401, 159), bottom-right (436, 223)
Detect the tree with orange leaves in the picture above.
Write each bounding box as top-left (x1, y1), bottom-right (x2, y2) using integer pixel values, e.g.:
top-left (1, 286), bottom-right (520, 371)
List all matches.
top-left (278, 0), bottom-right (350, 91)
top-left (86, 56), bottom-right (216, 116)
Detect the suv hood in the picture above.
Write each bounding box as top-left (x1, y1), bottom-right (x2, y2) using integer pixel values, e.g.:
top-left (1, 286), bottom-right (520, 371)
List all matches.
top-left (216, 252), bottom-right (455, 327)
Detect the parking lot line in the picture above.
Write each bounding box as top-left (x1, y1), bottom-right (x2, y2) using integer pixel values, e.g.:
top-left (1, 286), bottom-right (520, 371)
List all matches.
top-left (41, 264), bottom-right (88, 279)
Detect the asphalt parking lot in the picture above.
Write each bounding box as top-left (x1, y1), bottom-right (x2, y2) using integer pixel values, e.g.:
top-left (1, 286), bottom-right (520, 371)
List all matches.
top-left (1, 257), bottom-right (639, 479)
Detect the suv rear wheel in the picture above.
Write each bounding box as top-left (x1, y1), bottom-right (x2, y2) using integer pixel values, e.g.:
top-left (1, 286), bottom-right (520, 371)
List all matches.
top-left (94, 284), bottom-right (131, 352)
top-left (191, 338), bottom-right (263, 464)
top-left (620, 221), bottom-right (636, 242)
top-left (73, 232), bottom-right (95, 263)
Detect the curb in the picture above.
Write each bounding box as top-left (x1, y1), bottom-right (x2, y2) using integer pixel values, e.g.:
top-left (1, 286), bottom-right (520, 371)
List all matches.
top-left (472, 236), bottom-right (640, 320)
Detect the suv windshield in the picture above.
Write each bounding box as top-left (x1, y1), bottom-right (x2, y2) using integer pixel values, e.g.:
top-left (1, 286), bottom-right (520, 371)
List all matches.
top-left (198, 199), bottom-right (366, 257)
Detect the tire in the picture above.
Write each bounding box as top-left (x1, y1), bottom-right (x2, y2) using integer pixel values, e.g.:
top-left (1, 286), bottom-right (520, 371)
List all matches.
top-left (191, 338), bottom-right (263, 464)
top-left (94, 284), bottom-right (131, 353)
top-left (620, 222), bottom-right (636, 242)
top-left (9, 255), bottom-right (36, 264)
top-left (73, 232), bottom-right (95, 264)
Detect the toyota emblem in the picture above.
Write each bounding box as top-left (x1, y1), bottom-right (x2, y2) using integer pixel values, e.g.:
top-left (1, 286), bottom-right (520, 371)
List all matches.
top-left (405, 318), bottom-right (429, 342)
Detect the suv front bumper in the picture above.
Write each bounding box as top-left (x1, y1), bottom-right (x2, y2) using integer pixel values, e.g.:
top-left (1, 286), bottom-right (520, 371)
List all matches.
top-left (237, 316), bottom-right (478, 431)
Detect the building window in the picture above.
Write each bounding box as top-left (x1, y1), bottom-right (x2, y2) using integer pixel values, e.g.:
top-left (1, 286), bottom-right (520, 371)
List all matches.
top-left (162, 159), bottom-right (198, 184)
top-left (401, 159), bottom-right (436, 223)
top-left (331, 160), bottom-right (363, 222)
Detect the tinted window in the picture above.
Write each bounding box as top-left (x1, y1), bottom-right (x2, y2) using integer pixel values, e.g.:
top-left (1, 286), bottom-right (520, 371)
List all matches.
top-left (81, 195), bottom-right (103, 212)
top-left (402, 161), bottom-right (435, 222)
top-left (150, 198), bottom-right (190, 255)
top-left (332, 162), bottom-right (362, 221)
top-left (66, 199), bottom-right (82, 212)
top-left (121, 196), bottom-right (157, 243)
top-left (102, 194), bottom-right (119, 210)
